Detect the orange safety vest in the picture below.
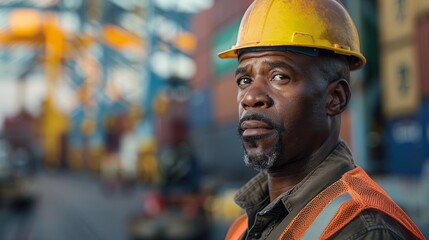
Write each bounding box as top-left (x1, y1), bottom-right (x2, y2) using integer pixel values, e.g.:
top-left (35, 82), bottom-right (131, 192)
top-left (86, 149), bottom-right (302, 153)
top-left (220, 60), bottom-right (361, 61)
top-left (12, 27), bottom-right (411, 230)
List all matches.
top-left (225, 167), bottom-right (425, 240)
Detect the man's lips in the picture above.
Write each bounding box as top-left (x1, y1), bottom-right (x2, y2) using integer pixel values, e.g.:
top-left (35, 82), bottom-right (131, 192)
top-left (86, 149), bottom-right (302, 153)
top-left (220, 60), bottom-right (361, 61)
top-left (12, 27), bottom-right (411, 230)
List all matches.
top-left (240, 120), bottom-right (274, 137)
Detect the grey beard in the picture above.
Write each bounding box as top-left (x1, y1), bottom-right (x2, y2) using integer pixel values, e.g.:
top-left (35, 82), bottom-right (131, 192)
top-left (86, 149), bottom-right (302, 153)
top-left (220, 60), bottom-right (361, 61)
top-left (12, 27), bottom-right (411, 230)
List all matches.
top-left (238, 113), bottom-right (285, 171)
top-left (243, 143), bottom-right (281, 171)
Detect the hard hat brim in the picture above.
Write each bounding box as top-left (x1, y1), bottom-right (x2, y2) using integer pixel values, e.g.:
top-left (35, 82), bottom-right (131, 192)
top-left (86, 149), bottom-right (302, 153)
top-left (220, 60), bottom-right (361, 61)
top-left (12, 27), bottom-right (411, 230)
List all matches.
top-left (218, 45), bottom-right (366, 71)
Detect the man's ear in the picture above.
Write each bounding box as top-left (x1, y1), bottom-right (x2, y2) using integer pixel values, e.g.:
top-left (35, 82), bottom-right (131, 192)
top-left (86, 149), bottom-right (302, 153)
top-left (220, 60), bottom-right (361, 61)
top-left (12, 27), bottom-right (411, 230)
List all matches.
top-left (326, 79), bottom-right (351, 116)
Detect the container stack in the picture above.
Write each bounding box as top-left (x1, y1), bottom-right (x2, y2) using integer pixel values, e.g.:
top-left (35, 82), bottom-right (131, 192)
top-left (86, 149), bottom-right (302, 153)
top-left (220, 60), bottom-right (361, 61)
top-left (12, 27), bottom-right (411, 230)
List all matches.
top-left (379, 0), bottom-right (429, 175)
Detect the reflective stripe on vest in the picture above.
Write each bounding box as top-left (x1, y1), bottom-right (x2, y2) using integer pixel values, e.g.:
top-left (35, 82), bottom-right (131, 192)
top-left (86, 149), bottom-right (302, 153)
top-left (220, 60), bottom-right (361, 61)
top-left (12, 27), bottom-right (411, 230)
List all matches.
top-left (302, 193), bottom-right (351, 240)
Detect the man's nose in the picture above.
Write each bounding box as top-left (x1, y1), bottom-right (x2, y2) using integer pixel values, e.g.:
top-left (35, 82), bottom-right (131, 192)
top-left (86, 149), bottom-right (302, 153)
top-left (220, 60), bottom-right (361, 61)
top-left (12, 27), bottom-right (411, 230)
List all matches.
top-left (240, 81), bottom-right (273, 109)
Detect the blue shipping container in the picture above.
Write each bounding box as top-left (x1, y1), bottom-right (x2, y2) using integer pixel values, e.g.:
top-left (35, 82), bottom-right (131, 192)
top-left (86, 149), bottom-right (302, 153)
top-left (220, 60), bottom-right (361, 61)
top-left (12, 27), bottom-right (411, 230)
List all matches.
top-left (384, 102), bottom-right (428, 176)
top-left (187, 88), bottom-right (213, 130)
top-left (421, 99), bottom-right (429, 168)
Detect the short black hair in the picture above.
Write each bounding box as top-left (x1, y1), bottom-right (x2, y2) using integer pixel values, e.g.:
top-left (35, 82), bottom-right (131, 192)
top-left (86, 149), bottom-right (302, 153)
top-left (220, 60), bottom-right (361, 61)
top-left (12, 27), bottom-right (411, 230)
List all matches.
top-left (317, 52), bottom-right (351, 83)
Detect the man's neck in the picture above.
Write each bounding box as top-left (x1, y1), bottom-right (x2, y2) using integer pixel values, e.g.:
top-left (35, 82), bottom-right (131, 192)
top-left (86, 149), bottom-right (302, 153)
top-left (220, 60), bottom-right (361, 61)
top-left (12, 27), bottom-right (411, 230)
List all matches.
top-left (266, 136), bottom-right (340, 202)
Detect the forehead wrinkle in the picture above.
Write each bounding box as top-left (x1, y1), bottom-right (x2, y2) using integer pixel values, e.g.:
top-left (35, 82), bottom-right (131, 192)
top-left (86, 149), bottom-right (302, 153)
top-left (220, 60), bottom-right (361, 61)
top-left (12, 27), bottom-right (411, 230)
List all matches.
top-left (236, 53), bottom-right (301, 76)
top-left (264, 61), bottom-right (293, 71)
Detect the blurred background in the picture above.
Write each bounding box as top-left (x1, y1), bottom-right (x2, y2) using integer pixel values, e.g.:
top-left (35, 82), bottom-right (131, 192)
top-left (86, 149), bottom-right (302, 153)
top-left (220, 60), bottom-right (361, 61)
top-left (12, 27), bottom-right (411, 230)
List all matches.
top-left (0, 0), bottom-right (427, 239)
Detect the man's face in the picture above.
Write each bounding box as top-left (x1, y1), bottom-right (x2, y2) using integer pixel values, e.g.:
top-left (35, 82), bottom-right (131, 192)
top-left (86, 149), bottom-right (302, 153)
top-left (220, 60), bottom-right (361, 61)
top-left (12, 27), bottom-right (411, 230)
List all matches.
top-left (236, 51), bottom-right (331, 170)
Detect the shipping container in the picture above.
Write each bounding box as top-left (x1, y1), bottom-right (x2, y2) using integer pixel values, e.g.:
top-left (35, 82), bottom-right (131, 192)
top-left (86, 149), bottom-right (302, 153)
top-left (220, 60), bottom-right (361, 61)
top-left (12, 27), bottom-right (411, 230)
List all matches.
top-left (421, 99), bottom-right (429, 164)
top-left (383, 114), bottom-right (425, 176)
top-left (417, 18), bottom-right (429, 97)
top-left (213, 73), bottom-right (238, 125)
top-left (190, 122), bottom-right (256, 181)
top-left (417, 0), bottom-right (429, 17)
top-left (211, 18), bottom-right (241, 77)
top-left (192, 8), bottom-right (212, 90)
top-left (212, 0), bottom-right (247, 28)
top-left (155, 100), bottom-right (189, 145)
top-left (187, 87), bottom-right (213, 130)
top-left (380, 44), bottom-right (420, 118)
top-left (340, 109), bottom-right (353, 149)
top-left (192, 7), bottom-right (213, 43)
top-left (192, 46), bottom-right (211, 90)
top-left (378, 0), bottom-right (416, 44)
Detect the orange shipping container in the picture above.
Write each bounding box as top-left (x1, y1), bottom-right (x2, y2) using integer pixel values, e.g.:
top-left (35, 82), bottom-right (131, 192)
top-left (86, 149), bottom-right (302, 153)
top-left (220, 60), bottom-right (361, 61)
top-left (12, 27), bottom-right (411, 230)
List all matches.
top-left (213, 73), bottom-right (238, 125)
top-left (340, 109), bottom-right (352, 150)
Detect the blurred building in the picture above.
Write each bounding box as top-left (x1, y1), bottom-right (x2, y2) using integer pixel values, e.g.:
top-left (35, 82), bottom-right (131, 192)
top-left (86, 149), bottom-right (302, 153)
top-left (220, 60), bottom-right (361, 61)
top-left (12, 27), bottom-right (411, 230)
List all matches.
top-left (189, 0), bottom-right (256, 181)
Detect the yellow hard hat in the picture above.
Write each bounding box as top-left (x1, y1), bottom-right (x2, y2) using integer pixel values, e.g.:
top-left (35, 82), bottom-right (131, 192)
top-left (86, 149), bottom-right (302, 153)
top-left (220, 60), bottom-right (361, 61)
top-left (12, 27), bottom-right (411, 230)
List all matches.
top-left (218, 0), bottom-right (366, 70)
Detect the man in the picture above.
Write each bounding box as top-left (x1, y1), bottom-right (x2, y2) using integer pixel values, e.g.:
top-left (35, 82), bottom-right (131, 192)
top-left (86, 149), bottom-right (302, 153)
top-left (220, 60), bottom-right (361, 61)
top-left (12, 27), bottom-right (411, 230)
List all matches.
top-left (218, 0), bottom-right (425, 239)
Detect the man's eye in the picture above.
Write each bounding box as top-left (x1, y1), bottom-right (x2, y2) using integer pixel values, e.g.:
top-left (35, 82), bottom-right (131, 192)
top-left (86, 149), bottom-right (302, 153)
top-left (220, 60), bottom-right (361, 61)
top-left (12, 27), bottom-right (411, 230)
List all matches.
top-left (237, 78), bottom-right (252, 86)
top-left (272, 74), bottom-right (290, 82)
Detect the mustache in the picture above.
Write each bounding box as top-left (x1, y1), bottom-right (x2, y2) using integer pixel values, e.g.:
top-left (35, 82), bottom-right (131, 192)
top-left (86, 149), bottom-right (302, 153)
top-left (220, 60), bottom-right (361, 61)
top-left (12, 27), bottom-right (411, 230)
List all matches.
top-left (237, 113), bottom-right (284, 136)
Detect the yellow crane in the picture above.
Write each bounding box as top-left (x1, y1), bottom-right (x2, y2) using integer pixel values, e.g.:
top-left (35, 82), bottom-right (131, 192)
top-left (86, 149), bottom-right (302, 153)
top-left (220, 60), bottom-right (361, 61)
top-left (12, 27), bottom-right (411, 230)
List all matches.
top-left (0, 8), bottom-right (144, 169)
